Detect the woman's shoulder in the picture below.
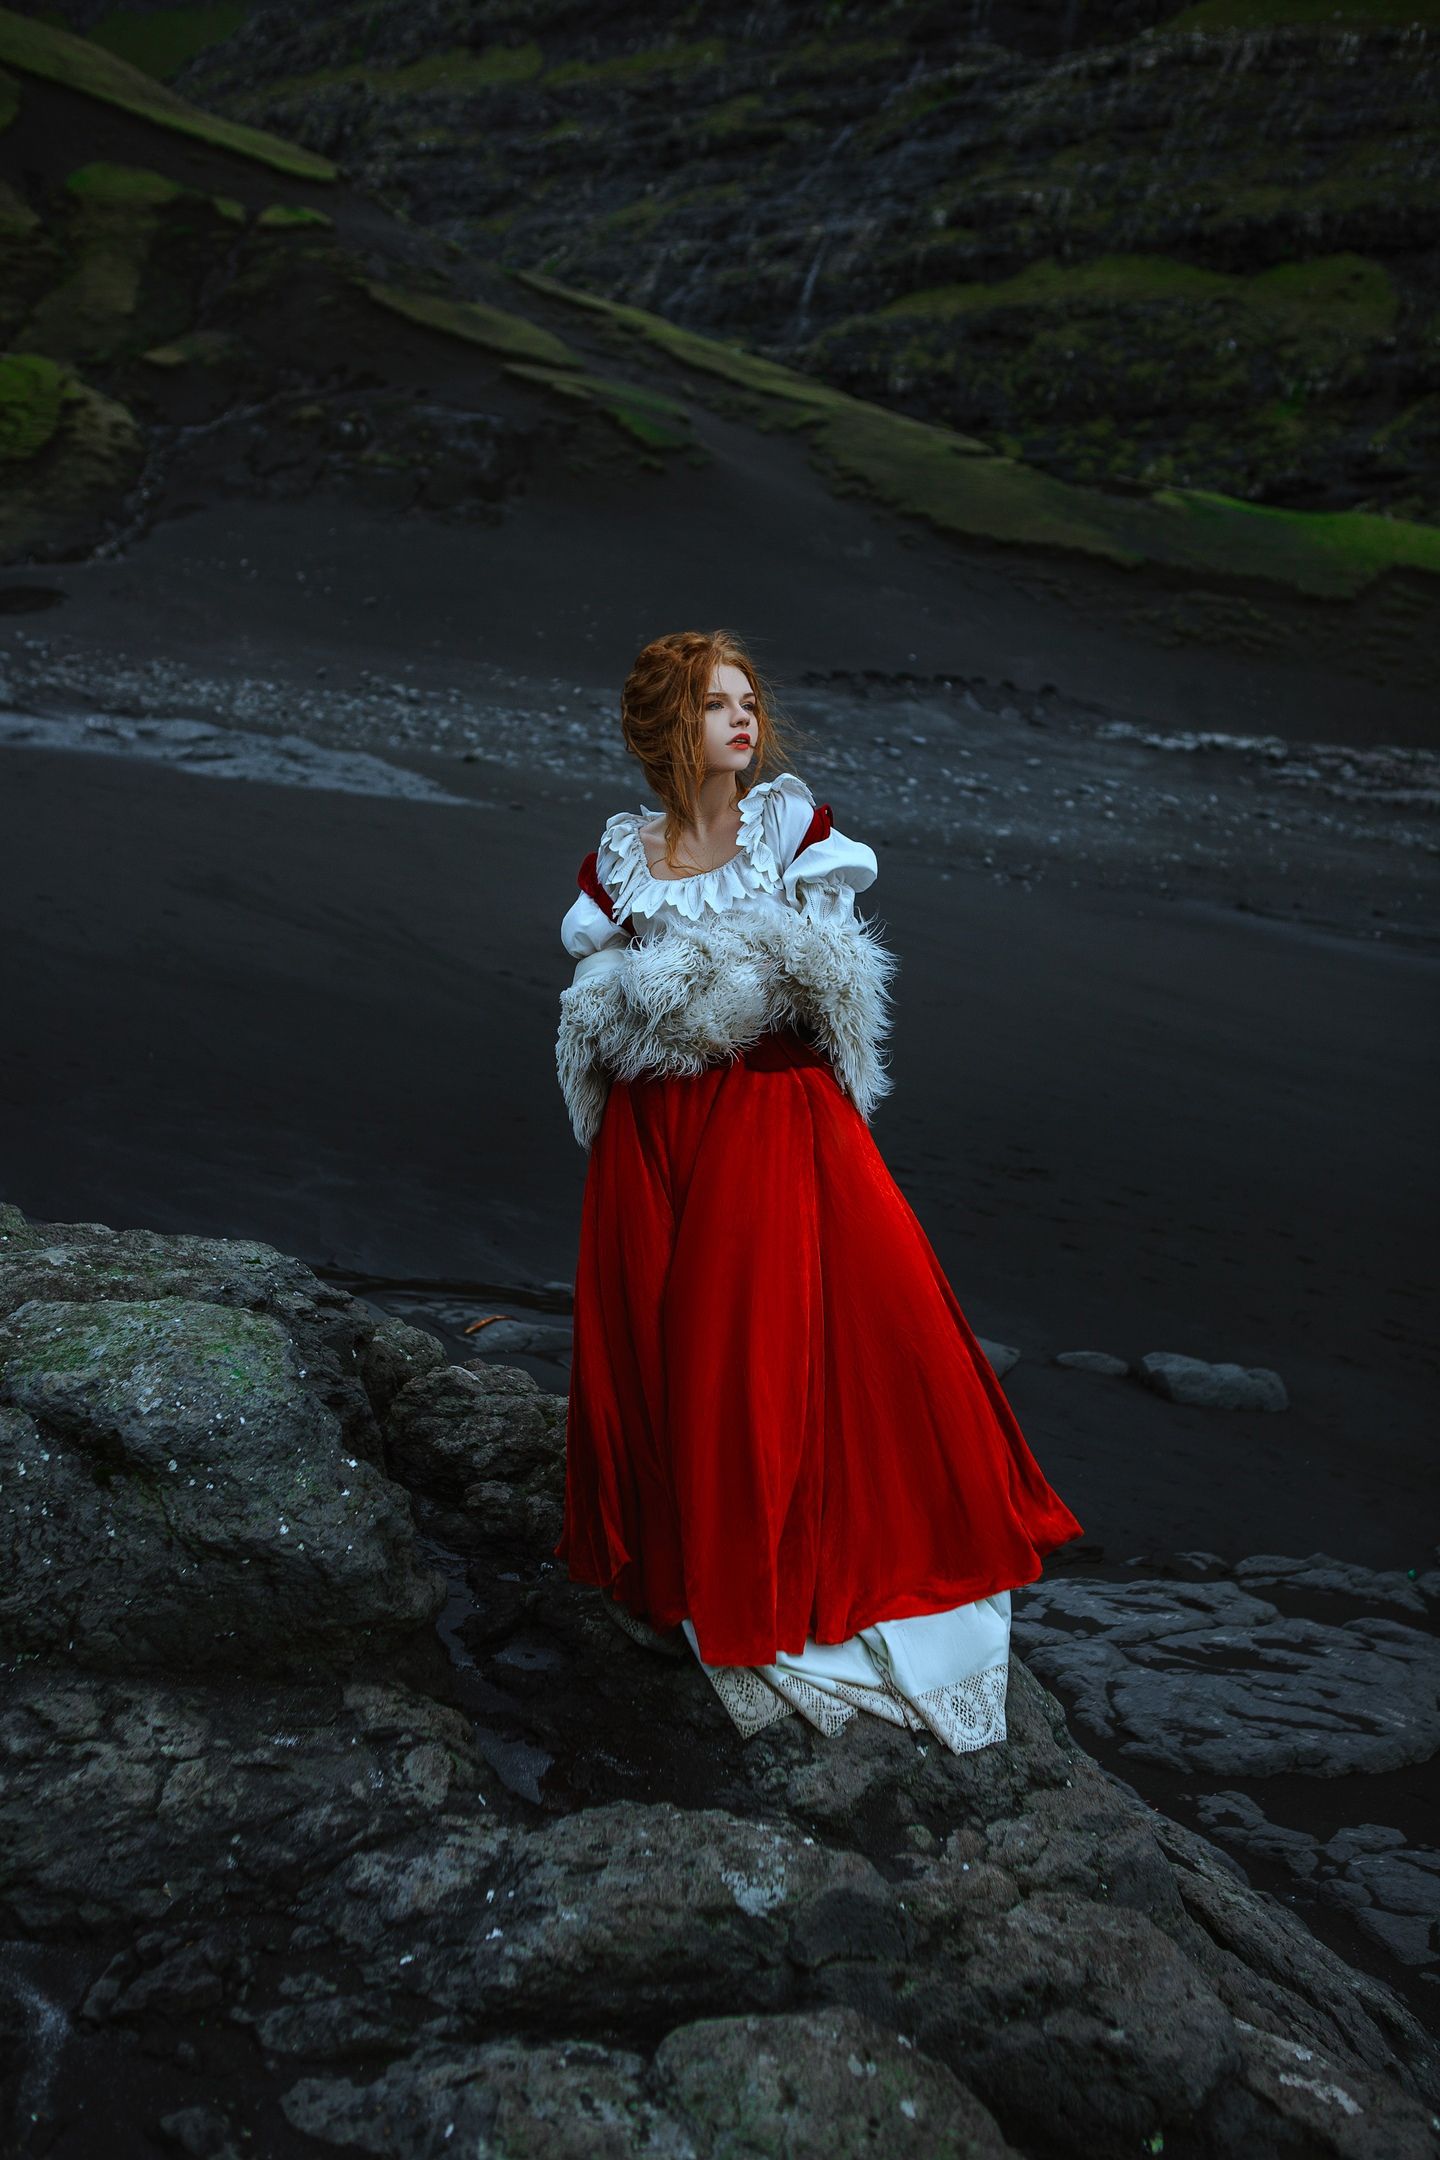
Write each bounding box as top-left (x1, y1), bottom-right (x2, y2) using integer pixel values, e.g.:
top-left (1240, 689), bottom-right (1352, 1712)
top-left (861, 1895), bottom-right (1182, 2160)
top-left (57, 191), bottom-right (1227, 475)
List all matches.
top-left (746, 769), bottom-right (817, 852)
top-left (594, 803), bottom-right (647, 892)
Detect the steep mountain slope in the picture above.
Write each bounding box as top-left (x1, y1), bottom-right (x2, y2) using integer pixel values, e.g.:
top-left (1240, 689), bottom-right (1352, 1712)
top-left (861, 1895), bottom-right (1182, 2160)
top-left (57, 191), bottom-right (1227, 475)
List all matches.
top-left (147, 0), bottom-right (1440, 522)
top-left (1, 7), bottom-right (1436, 728)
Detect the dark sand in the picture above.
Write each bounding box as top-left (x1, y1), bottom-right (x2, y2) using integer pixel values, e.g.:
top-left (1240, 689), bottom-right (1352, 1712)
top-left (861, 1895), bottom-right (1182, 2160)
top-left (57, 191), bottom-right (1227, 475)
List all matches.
top-left (3, 731), bottom-right (1434, 1583)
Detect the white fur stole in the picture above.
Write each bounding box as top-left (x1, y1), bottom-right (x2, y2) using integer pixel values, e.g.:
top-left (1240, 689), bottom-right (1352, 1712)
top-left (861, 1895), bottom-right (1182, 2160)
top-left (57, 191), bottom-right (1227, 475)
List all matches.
top-left (556, 907), bottom-right (899, 1149)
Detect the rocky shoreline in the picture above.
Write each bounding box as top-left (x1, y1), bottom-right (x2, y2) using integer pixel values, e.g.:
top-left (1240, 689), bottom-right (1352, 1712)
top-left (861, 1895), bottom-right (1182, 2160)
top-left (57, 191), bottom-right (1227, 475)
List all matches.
top-left (3, 1200), bottom-right (1437, 2157)
top-left (3, 635), bottom-right (1436, 953)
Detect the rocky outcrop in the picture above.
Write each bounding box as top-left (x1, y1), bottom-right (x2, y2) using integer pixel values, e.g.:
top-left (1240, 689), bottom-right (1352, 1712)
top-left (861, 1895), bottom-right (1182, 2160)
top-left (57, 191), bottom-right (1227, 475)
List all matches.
top-left (1, 1199), bottom-right (1436, 2156)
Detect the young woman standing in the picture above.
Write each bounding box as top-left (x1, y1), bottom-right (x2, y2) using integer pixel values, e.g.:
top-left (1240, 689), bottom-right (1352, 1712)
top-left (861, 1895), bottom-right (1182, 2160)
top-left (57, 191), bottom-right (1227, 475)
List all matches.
top-left (555, 628), bottom-right (1083, 1751)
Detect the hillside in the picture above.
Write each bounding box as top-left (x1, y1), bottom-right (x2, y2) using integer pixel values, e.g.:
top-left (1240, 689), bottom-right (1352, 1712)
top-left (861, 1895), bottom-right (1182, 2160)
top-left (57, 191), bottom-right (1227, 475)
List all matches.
top-left (1, 4), bottom-right (1437, 734)
top-left (139, 0), bottom-right (1440, 524)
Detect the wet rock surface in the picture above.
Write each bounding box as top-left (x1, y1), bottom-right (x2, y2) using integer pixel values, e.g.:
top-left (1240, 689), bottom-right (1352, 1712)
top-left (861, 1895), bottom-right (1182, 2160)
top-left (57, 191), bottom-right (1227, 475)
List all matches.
top-left (1012, 1572), bottom-right (1440, 1779)
top-left (2, 1202), bottom-right (1438, 2155)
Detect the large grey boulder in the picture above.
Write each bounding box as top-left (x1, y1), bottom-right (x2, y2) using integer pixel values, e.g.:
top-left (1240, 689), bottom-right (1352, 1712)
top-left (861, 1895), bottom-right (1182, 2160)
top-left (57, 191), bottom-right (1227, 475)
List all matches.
top-left (281, 2008), bottom-right (1023, 2158)
top-left (0, 1294), bottom-right (445, 1671)
top-left (0, 1204), bottom-right (389, 1464)
top-left (0, 1672), bottom-right (489, 1938)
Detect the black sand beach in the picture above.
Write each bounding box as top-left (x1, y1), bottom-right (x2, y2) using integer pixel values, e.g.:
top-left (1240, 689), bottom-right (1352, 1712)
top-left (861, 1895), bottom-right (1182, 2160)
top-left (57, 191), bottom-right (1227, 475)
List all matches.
top-left (3, 684), bottom-right (1434, 1580)
top-left (3, 11), bottom-right (1440, 2112)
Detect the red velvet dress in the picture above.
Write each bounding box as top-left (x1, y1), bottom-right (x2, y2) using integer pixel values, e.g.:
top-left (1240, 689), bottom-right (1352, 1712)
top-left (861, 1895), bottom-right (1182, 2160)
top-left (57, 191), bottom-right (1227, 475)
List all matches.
top-left (553, 773), bottom-right (1084, 1745)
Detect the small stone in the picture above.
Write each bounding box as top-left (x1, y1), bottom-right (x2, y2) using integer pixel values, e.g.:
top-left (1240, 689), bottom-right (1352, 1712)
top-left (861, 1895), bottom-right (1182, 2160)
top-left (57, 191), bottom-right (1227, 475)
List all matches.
top-left (1136, 1351), bottom-right (1288, 1411)
top-left (1053, 1350), bottom-right (1129, 1375)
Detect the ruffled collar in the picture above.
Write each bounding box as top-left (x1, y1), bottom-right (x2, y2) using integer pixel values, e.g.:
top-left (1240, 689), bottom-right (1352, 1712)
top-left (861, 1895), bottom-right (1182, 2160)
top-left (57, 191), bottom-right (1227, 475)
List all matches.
top-left (598, 771), bottom-right (811, 924)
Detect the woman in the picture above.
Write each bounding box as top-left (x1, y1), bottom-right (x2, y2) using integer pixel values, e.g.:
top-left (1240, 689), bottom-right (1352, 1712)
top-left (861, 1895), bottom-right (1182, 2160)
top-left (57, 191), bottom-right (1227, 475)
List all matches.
top-left (554, 628), bottom-right (1084, 1753)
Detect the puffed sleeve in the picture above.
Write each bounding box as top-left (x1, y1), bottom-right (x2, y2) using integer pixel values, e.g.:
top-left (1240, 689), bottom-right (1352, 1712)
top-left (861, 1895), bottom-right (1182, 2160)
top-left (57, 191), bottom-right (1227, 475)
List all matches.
top-left (561, 851), bottom-right (631, 987)
top-left (781, 805), bottom-right (878, 926)
top-left (562, 890), bottom-right (627, 960)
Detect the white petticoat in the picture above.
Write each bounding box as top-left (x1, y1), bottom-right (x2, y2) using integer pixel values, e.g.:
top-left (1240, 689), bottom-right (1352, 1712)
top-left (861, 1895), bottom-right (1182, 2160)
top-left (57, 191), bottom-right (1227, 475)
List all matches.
top-left (680, 1593), bottom-right (1012, 1754)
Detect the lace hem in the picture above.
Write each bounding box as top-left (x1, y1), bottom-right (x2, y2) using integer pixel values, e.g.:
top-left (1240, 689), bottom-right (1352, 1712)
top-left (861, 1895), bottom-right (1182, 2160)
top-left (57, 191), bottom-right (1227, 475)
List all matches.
top-left (697, 1654), bottom-right (1010, 1754)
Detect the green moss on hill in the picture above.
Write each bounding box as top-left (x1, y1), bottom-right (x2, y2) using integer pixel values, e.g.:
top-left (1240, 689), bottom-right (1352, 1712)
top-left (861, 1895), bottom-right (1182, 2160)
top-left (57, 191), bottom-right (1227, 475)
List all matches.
top-left (364, 281), bottom-right (581, 370)
top-left (23, 162), bottom-right (244, 366)
top-left (875, 253), bottom-right (1396, 337)
top-left (505, 358), bottom-right (694, 452)
top-left (1162, 0), bottom-right (1440, 28)
top-left (66, 160), bottom-right (187, 208)
top-left (541, 39), bottom-right (725, 88)
top-left (257, 43), bottom-right (543, 102)
top-left (0, 8), bottom-right (337, 180)
top-left (0, 349), bottom-right (65, 459)
top-left (256, 203), bottom-right (332, 229)
top-left (515, 266), bottom-right (1440, 596)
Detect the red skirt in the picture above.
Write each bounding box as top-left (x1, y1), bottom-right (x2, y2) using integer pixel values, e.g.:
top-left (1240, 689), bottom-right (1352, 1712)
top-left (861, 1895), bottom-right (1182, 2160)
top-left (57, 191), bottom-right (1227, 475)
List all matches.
top-left (555, 1026), bottom-right (1084, 1667)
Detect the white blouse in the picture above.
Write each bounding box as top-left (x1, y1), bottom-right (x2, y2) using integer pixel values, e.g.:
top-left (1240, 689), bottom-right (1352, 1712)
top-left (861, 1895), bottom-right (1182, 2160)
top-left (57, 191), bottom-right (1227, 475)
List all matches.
top-left (560, 772), bottom-right (877, 984)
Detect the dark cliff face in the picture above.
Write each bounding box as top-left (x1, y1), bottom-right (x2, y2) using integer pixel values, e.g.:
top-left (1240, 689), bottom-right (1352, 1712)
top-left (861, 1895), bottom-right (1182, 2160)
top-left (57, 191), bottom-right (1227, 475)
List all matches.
top-left (114, 0), bottom-right (1440, 523)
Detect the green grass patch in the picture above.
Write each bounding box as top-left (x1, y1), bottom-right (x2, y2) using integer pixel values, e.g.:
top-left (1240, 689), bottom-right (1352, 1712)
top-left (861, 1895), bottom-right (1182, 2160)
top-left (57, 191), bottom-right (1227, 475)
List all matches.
top-left (83, 3), bottom-right (246, 81)
top-left (514, 266), bottom-right (1440, 596)
top-left (66, 159), bottom-right (186, 207)
top-left (541, 38), bottom-right (725, 88)
top-left (513, 266), bottom-right (990, 438)
top-left (26, 161), bottom-right (241, 364)
top-left (0, 349), bottom-right (66, 459)
top-left (776, 35), bottom-right (908, 73)
top-left (364, 280), bottom-right (581, 369)
top-left (261, 42), bottom-right (542, 100)
top-left (142, 326), bottom-right (235, 366)
top-left (692, 91), bottom-right (765, 138)
top-left (256, 202), bottom-right (332, 229)
top-left (873, 251), bottom-right (1396, 336)
top-left (65, 157), bottom-right (246, 225)
top-left (0, 8), bottom-right (337, 180)
top-left (1162, 0), bottom-right (1440, 28)
top-left (505, 358), bottom-right (693, 448)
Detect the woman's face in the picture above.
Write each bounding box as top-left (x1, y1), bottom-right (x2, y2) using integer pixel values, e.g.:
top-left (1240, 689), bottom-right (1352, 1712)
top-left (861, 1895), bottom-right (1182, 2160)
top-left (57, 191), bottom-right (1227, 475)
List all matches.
top-left (703, 662), bottom-right (758, 776)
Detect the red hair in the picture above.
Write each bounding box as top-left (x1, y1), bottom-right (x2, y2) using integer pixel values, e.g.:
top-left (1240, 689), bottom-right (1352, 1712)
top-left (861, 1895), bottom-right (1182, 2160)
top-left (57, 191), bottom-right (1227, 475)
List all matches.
top-left (620, 628), bottom-right (803, 869)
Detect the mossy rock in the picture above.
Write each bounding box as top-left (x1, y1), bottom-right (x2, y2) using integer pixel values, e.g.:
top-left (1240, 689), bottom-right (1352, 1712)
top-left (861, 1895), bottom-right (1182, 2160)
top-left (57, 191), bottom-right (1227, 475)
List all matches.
top-left (0, 349), bottom-right (65, 459)
top-left (364, 279), bottom-right (580, 370)
top-left (0, 1293), bottom-right (445, 1673)
top-left (0, 354), bottom-right (142, 563)
top-left (0, 8), bottom-right (337, 180)
top-left (22, 161), bottom-right (236, 367)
